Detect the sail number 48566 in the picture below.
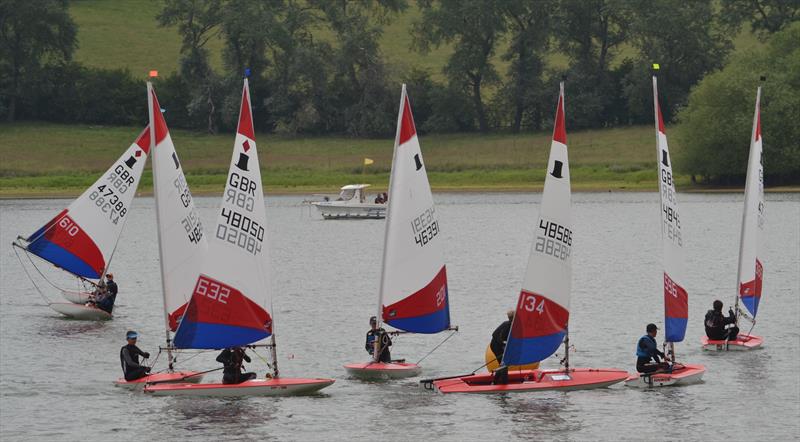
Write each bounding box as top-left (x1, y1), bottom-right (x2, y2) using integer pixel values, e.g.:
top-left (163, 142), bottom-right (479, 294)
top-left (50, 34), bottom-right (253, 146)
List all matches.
top-left (535, 220), bottom-right (571, 261)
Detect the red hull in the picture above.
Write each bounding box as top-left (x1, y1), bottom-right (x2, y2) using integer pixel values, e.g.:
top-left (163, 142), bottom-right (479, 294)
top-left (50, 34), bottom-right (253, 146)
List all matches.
top-left (432, 368), bottom-right (628, 394)
top-left (701, 334), bottom-right (763, 351)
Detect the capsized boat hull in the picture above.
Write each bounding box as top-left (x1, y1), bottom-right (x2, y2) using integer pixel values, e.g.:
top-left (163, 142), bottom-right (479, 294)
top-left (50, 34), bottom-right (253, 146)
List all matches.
top-left (114, 372), bottom-right (204, 390)
top-left (701, 335), bottom-right (763, 351)
top-left (49, 302), bottom-right (112, 320)
top-left (143, 377), bottom-right (335, 397)
top-left (344, 362), bottom-right (422, 380)
top-left (625, 363), bottom-right (705, 388)
top-left (62, 290), bottom-right (94, 304)
top-left (430, 368), bottom-right (628, 394)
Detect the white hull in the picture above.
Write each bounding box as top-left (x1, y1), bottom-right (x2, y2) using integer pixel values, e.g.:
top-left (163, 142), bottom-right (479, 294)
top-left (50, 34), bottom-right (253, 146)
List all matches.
top-left (49, 302), bottom-right (112, 320)
top-left (625, 364), bottom-right (705, 388)
top-left (144, 378), bottom-right (335, 397)
top-left (114, 372), bottom-right (204, 390)
top-left (344, 362), bottom-right (422, 380)
top-left (312, 202), bottom-right (386, 219)
top-left (62, 290), bottom-right (93, 304)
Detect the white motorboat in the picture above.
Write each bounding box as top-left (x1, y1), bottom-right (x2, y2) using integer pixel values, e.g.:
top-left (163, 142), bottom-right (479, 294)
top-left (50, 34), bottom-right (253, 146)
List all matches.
top-left (311, 184), bottom-right (387, 219)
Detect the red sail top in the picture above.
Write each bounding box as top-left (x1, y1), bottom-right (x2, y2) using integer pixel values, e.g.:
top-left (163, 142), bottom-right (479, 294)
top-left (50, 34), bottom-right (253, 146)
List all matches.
top-left (150, 89), bottom-right (169, 144)
top-left (755, 108), bottom-right (761, 141)
top-left (134, 126), bottom-right (152, 153)
top-left (553, 92), bottom-right (567, 144)
top-left (398, 94), bottom-right (417, 145)
top-left (238, 83), bottom-right (255, 140)
top-left (656, 98), bottom-right (666, 134)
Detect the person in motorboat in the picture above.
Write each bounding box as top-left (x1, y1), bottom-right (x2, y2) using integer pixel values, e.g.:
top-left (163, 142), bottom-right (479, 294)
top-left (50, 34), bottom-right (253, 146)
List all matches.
top-left (120, 330), bottom-right (151, 381)
top-left (216, 347), bottom-right (257, 384)
top-left (366, 316), bottom-right (392, 363)
top-left (95, 273), bottom-right (118, 313)
top-left (382, 192), bottom-right (388, 203)
top-left (374, 194), bottom-right (385, 204)
top-left (704, 300), bottom-right (739, 341)
top-left (636, 323), bottom-right (671, 374)
top-left (490, 309), bottom-right (515, 385)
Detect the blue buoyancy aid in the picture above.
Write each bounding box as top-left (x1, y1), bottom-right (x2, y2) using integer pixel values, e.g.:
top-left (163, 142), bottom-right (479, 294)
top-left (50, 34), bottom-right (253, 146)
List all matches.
top-left (636, 335), bottom-right (657, 358)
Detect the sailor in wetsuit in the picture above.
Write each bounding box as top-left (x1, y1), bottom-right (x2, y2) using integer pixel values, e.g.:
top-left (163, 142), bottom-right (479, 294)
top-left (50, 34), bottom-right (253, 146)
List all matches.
top-left (490, 310), bottom-right (515, 385)
top-left (636, 323), bottom-right (670, 374)
top-left (120, 330), bottom-right (151, 381)
top-left (95, 273), bottom-right (118, 314)
top-left (365, 316), bottom-right (392, 363)
top-left (216, 347), bottom-right (257, 384)
top-left (704, 300), bottom-right (739, 341)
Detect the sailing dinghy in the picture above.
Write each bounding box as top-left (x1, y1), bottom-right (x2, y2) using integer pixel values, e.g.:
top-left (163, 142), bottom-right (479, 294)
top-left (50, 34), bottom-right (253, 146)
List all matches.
top-left (702, 84), bottom-right (765, 351)
top-left (114, 82), bottom-right (208, 388)
top-left (625, 74), bottom-right (705, 387)
top-left (144, 78), bottom-right (333, 396)
top-left (13, 126), bottom-right (152, 319)
top-left (344, 85), bottom-right (456, 380)
top-left (428, 83), bottom-right (628, 394)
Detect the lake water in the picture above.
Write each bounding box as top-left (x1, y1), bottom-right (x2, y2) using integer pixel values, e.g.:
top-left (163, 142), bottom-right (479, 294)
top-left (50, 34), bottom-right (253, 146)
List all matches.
top-left (1, 192), bottom-right (798, 441)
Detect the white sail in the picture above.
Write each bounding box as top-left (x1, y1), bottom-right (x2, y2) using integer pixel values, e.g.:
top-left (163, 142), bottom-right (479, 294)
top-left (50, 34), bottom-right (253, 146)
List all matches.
top-left (736, 86), bottom-right (765, 318)
top-left (653, 76), bottom-right (688, 343)
top-left (173, 78), bottom-right (272, 349)
top-left (377, 84), bottom-right (450, 334)
top-left (148, 82), bottom-right (208, 333)
top-left (23, 128), bottom-right (150, 280)
top-left (503, 82), bottom-right (571, 366)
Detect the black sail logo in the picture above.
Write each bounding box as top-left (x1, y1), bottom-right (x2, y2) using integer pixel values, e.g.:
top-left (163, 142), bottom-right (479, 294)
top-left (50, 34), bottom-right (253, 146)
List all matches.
top-left (551, 160), bottom-right (563, 178)
top-left (414, 153), bottom-right (423, 171)
top-left (236, 140), bottom-right (251, 171)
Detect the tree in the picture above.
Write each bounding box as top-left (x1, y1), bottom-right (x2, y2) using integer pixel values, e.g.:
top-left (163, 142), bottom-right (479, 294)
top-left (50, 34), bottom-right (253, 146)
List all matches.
top-left (623, 0), bottom-right (732, 124)
top-left (0, 0), bottom-right (77, 121)
top-left (415, 0), bottom-right (506, 132)
top-left (676, 22), bottom-right (800, 184)
top-left (552, 0), bottom-right (630, 128)
top-left (719, 0), bottom-right (800, 36)
top-left (158, 0), bottom-right (224, 133)
top-left (499, 0), bottom-right (554, 132)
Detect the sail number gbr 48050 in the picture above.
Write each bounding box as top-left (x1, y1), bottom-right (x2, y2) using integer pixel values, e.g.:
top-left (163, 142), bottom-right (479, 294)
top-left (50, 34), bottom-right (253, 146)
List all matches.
top-left (411, 205), bottom-right (440, 247)
top-left (535, 219), bottom-right (571, 261)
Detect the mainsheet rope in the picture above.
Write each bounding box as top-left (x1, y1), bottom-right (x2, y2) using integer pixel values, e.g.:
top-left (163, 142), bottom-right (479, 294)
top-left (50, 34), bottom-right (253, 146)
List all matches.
top-left (415, 328), bottom-right (458, 365)
top-left (13, 246), bottom-right (56, 305)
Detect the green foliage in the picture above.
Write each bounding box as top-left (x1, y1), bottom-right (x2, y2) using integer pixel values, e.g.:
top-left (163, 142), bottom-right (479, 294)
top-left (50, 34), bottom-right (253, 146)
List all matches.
top-left (719, 0), bottom-right (800, 36)
top-left (676, 22), bottom-right (800, 184)
top-left (0, 0), bottom-right (77, 121)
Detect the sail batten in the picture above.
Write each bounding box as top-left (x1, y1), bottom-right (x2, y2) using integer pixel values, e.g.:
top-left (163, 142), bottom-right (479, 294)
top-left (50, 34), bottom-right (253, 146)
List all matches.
top-left (378, 85), bottom-right (450, 334)
top-left (24, 126), bottom-right (151, 280)
top-left (736, 87), bottom-right (765, 318)
top-left (503, 83), bottom-right (571, 366)
top-left (653, 76), bottom-right (688, 343)
top-left (173, 78), bottom-right (272, 349)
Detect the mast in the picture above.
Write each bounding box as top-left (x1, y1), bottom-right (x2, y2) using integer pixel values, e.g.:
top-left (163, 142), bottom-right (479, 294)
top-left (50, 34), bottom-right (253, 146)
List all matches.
top-left (557, 80), bottom-right (571, 374)
top-left (374, 84), bottom-right (408, 361)
top-left (734, 79), bottom-right (763, 322)
top-left (147, 77), bottom-right (174, 371)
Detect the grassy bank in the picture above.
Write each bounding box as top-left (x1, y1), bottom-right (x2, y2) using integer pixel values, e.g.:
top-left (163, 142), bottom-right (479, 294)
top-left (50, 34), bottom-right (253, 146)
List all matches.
top-left (0, 122), bottom-right (684, 197)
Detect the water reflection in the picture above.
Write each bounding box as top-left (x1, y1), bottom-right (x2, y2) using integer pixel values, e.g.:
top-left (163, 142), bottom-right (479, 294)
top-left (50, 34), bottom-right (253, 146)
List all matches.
top-left (494, 394), bottom-right (578, 438)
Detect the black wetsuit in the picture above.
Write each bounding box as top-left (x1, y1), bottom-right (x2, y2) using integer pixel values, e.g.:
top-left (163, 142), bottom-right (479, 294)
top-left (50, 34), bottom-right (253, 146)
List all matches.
top-left (365, 328), bottom-right (392, 363)
top-left (97, 280), bottom-right (117, 313)
top-left (704, 309), bottom-right (739, 341)
top-left (120, 344), bottom-right (150, 381)
top-left (216, 348), bottom-right (257, 384)
top-left (490, 320), bottom-right (512, 385)
top-left (636, 335), bottom-right (666, 374)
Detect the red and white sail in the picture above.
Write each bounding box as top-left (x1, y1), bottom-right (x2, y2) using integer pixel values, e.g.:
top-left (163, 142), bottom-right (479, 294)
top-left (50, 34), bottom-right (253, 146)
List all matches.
top-left (173, 78), bottom-right (272, 349)
top-left (24, 128), bottom-right (151, 280)
top-left (503, 82), bottom-right (571, 366)
top-left (148, 83), bottom-right (208, 333)
top-left (377, 84), bottom-right (450, 334)
top-left (737, 86), bottom-right (765, 318)
top-left (653, 76), bottom-right (688, 343)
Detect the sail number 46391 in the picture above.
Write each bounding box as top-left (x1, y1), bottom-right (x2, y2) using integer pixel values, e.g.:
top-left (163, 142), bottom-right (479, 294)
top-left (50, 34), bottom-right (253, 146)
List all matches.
top-left (535, 220), bottom-right (571, 261)
top-left (412, 206), bottom-right (439, 247)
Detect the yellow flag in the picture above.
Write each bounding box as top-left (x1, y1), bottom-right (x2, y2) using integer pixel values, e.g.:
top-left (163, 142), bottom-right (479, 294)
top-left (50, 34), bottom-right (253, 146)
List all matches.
top-left (363, 158), bottom-right (374, 166)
